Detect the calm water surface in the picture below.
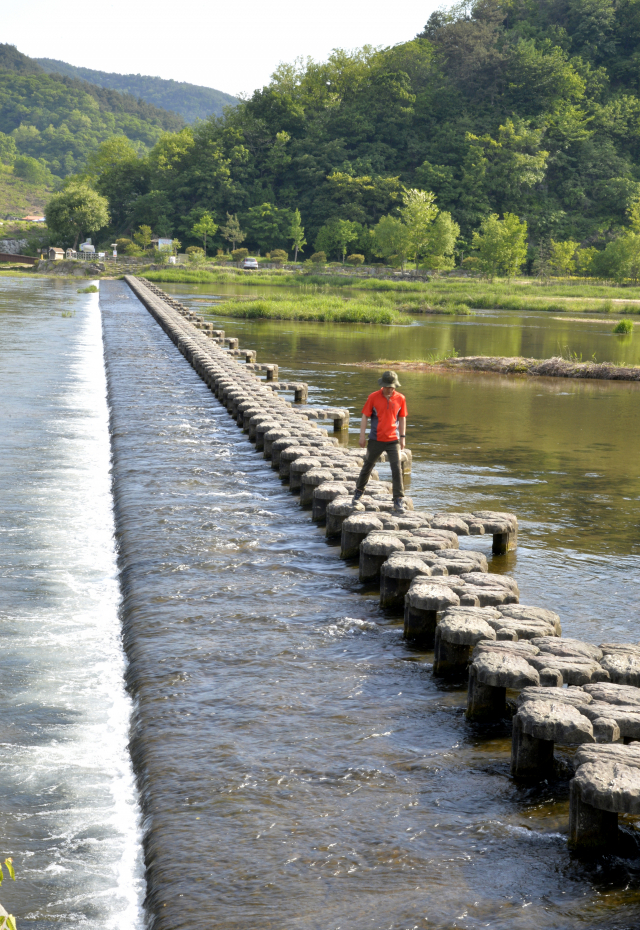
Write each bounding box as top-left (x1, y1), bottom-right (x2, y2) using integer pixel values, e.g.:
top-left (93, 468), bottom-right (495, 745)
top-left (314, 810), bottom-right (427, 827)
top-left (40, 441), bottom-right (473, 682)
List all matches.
top-left (0, 277), bottom-right (144, 927)
top-left (98, 279), bottom-right (640, 929)
top-left (167, 279), bottom-right (640, 366)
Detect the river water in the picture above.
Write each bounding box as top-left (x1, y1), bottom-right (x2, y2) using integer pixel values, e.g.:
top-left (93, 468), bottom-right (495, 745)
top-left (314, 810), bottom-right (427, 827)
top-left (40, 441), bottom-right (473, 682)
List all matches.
top-left (2, 274), bottom-right (640, 928)
top-left (0, 277), bottom-right (144, 927)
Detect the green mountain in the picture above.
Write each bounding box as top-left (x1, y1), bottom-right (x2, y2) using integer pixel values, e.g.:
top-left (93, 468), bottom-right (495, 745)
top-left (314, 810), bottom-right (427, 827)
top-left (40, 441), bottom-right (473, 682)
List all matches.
top-left (89, 0), bottom-right (640, 259)
top-left (37, 58), bottom-right (237, 123)
top-left (0, 44), bottom-right (184, 178)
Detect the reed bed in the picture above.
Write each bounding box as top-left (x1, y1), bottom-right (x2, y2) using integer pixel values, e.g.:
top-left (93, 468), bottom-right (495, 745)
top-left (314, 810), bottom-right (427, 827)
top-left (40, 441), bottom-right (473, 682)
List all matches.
top-left (207, 294), bottom-right (413, 325)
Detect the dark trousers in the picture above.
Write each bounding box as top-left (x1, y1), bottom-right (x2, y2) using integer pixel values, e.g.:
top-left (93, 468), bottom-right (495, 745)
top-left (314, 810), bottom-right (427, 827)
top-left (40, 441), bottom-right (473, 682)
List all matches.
top-left (356, 439), bottom-right (404, 499)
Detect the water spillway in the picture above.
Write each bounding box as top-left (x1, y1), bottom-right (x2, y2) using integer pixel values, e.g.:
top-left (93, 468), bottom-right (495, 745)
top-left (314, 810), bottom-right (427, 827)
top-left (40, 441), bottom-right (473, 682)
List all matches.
top-left (99, 277), bottom-right (640, 928)
top-left (0, 277), bottom-right (143, 927)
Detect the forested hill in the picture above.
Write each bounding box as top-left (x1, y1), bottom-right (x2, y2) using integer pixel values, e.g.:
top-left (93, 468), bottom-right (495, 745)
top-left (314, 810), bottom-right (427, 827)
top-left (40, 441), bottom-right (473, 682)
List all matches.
top-left (87, 0), bottom-right (640, 258)
top-left (0, 44), bottom-right (184, 178)
top-left (37, 59), bottom-right (238, 122)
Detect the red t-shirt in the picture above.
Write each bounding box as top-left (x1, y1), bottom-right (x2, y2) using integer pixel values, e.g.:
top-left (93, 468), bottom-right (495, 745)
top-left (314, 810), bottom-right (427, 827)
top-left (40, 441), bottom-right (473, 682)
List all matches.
top-left (362, 389), bottom-right (408, 442)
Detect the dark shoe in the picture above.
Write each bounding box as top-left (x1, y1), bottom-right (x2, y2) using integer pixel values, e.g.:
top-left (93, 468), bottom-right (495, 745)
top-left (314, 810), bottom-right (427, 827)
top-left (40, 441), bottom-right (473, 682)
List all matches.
top-left (393, 497), bottom-right (407, 514)
top-left (351, 489), bottom-right (365, 510)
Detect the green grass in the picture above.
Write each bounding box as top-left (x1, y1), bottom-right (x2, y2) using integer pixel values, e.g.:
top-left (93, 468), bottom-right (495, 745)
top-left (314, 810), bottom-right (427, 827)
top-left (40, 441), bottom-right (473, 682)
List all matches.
top-left (613, 318), bottom-right (634, 333)
top-left (208, 294), bottom-right (413, 324)
top-left (142, 267), bottom-right (640, 315)
top-left (371, 349), bottom-right (460, 364)
top-left (77, 284), bottom-right (98, 293)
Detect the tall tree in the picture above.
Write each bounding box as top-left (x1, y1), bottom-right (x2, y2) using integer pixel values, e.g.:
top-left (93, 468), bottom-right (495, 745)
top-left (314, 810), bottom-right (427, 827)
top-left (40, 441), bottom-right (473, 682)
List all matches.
top-left (133, 224), bottom-right (153, 249)
top-left (45, 183), bottom-right (109, 249)
top-left (191, 212), bottom-right (218, 255)
top-left (220, 213), bottom-right (245, 251)
top-left (314, 218), bottom-right (360, 262)
top-left (372, 215), bottom-right (411, 268)
top-left (289, 209), bottom-right (307, 261)
top-left (471, 213), bottom-right (528, 277)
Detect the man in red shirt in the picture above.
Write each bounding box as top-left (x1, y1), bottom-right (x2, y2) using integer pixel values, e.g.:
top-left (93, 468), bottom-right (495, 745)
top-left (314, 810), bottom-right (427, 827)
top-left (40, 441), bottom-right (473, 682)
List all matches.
top-left (352, 370), bottom-right (408, 514)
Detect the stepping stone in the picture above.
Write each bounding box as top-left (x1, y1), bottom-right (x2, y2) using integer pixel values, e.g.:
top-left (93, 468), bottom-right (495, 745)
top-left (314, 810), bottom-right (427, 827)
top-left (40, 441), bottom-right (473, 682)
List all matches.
top-left (467, 651), bottom-right (539, 720)
top-left (341, 513), bottom-right (386, 559)
top-left (578, 702), bottom-right (640, 741)
top-left (411, 527), bottom-right (459, 550)
top-left (360, 532), bottom-right (410, 582)
top-left (532, 637), bottom-right (603, 661)
top-left (472, 638), bottom-right (540, 657)
top-left (403, 582), bottom-right (460, 647)
top-left (600, 653), bottom-right (640, 687)
top-left (511, 698), bottom-right (595, 779)
top-left (471, 510), bottom-right (518, 553)
top-left (518, 686), bottom-right (593, 708)
top-left (570, 743), bottom-right (640, 851)
top-left (498, 605), bottom-right (562, 634)
top-left (460, 572), bottom-right (519, 595)
top-left (430, 514), bottom-right (470, 535)
top-left (526, 655), bottom-right (608, 686)
top-left (582, 682), bottom-right (640, 706)
top-left (600, 643), bottom-right (640, 658)
top-left (289, 456), bottom-right (322, 491)
top-left (433, 608), bottom-right (497, 676)
top-left (379, 553), bottom-right (447, 609)
top-left (300, 469), bottom-right (336, 506)
top-left (311, 483), bottom-right (350, 523)
top-left (434, 551), bottom-right (488, 575)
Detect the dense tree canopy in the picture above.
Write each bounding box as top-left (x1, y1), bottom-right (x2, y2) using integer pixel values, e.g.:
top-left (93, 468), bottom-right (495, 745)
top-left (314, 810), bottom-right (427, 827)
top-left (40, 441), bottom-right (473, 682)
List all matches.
top-left (36, 58), bottom-right (238, 123)
top-left (0, 44), bottom-right (184, 179)
top-left (57, 0), bottom-right (640, 260)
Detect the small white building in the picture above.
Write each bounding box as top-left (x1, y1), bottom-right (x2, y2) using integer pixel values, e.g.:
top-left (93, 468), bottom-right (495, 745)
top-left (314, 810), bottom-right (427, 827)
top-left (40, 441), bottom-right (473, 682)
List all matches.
top-left (48, 247), bottom-right (64, 261)
top-left (66, 249), bottom-right (77, 260)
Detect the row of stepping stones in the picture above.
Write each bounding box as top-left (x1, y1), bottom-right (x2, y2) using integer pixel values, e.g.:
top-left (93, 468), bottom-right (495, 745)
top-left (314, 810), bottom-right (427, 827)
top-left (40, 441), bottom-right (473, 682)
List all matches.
top-left (128, 277), bottom-right (640, 853)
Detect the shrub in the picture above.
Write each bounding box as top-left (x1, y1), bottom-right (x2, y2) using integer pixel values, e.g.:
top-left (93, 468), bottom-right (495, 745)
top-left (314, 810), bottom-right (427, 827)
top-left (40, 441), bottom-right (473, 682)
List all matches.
top-left (346, 254), bottom-right (365, 265)
top-left (77, 284), bottom-right (99, 293)
top-left (115, 237), bottom-right (132, 251)
top-left (231, 248), bottom-right (249, 262)
top-left (268, 249), bottom-right (288, 263)
top-left (310, 251), bottom-right (327, 264)
top-left (613, 318), bottom-right (634, 333)
top-left (186, 246), bottom-right (205, 264)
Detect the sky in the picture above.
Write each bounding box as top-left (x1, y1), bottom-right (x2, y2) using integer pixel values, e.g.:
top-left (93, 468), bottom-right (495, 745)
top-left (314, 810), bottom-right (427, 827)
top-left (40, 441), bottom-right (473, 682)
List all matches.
top-left (3, 0), bottom-right (443, 97)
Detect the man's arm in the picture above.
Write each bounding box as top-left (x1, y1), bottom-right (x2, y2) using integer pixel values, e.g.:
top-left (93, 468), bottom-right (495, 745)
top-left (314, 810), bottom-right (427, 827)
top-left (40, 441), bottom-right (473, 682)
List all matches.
top-left (359, 413), bottom-right (368, 448)
top-left (398, 416), bottom-right (406, 450)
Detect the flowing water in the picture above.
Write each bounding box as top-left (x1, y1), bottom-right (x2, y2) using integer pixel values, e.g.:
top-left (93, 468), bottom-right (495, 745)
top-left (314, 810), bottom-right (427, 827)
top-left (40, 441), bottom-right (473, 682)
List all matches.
top-left (101, 279), bottom-right (640, 929)
top-left (0, 277), bottom-right (144, 927)
top-left (3, 274), bottom-right (640, 928)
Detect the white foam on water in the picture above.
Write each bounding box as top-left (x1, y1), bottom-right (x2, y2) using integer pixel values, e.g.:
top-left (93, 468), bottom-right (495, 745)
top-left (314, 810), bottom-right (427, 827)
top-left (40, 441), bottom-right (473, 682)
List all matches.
top-left (0, 283), bottom-right (145, 927)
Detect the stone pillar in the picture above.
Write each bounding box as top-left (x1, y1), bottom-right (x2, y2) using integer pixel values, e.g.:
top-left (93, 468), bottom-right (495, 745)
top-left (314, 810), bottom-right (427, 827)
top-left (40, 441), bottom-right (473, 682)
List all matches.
top-left (569, 782), bottom-right (618, 851)
top-left (433, 634), bottom-right (471, 677)
top-left (466, 665), bottom-right (506, 720)
top-left (403, 603), bottom-right (439, 648)
top-left (510, 714), bottom-right (554, 778)
top-left (492, 525), bottom-right (518, 555)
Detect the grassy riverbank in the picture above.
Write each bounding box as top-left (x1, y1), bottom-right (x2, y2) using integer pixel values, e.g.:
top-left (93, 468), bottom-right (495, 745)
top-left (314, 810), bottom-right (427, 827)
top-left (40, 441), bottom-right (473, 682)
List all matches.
top-left (142, 268), bottom-right (640, 315)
